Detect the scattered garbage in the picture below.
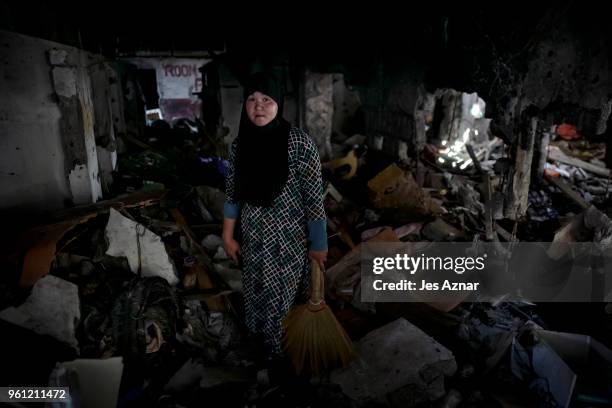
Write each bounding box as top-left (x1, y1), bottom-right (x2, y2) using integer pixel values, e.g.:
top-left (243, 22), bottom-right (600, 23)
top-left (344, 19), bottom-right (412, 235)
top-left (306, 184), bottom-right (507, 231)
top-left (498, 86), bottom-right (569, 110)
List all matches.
top-left (4, 83), bottom-right (612, 407)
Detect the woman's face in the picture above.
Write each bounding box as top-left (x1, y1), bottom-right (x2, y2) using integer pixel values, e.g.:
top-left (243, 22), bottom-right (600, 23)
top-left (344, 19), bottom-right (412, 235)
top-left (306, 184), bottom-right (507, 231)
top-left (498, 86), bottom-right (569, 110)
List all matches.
top-left (245, 91), bottom-right (278, 126)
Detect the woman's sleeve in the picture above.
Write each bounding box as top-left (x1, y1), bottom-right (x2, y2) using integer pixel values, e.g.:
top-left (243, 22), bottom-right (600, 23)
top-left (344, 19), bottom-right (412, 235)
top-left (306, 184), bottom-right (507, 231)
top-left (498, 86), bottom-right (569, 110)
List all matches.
top-left (298, 133), bottom-right (328, 251)
top-left (223, 139), bottom-right (241, 219)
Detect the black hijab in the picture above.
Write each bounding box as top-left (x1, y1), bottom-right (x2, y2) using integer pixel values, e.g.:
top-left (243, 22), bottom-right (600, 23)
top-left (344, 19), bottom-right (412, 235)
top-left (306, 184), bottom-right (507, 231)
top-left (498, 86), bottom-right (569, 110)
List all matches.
top-left (234, 72), bottom-right (291, 207)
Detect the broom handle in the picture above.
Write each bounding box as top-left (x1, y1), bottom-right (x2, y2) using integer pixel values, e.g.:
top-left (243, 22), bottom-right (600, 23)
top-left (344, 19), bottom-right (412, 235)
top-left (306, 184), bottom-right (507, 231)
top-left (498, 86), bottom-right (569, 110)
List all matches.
top-left (310, 259), bottom-right (325, 304)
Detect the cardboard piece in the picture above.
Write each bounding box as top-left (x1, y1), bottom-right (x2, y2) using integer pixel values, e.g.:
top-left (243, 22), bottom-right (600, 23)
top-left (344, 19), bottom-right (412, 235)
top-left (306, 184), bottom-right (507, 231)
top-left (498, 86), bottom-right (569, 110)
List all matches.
top-left (367, 164), bottom-right (442, 215)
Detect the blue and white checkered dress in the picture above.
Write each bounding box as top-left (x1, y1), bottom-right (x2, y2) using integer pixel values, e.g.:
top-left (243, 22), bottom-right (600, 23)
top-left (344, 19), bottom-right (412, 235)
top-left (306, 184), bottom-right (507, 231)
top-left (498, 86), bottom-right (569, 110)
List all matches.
top-left (224, 127), bottom-right (327, 356)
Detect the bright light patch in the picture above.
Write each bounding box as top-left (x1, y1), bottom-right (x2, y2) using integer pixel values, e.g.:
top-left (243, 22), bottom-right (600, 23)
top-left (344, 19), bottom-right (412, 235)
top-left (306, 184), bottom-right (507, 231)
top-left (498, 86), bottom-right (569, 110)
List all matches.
top-left (470, 103), bottom-right (483, 118)
top-left (460, 159), bottom-right (473, 170)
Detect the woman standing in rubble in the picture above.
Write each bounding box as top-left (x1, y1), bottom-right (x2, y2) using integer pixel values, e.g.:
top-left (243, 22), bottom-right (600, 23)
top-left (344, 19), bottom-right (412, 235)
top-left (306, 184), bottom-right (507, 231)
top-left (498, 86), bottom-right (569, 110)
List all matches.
top-left (221, 72), bottom-right (328, 377)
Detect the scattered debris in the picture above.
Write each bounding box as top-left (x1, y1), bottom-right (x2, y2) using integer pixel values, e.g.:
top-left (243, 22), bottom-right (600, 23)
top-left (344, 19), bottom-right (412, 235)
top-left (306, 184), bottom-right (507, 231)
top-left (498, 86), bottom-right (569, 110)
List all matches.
top-left (367, 164), bottom-right (443, 215)
top-left (105, 208), bottom-right (179, 285)
top-left (0, 275), bottom-right (80, 349)
top-left (331, 318), bottom-right (457, 407)
top-left (4, 80), bottom-right (612, 407)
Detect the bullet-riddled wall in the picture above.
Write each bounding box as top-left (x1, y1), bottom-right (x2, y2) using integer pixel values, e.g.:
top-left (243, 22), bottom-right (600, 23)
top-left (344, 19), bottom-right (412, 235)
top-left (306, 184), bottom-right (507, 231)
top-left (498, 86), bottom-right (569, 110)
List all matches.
top-left (0, 30), bottom-right (103, 213)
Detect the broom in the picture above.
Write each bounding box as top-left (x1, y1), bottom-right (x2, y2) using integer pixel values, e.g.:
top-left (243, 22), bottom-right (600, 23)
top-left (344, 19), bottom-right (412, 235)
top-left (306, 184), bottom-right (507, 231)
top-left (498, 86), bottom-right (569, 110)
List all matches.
top-left (282, 259), bottom-right (355, 375)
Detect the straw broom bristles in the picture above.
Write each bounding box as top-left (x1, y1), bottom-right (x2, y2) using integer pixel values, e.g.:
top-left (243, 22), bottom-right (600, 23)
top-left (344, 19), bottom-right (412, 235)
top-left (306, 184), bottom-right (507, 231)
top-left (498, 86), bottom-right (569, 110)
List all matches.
top-left (282, 259), bottom-right (356, 376)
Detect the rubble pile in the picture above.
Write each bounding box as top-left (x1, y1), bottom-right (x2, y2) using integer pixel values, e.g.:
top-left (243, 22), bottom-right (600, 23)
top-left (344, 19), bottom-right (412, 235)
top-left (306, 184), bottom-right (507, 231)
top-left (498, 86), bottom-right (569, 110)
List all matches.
top-left (2, 92), bottom-right (612, 408)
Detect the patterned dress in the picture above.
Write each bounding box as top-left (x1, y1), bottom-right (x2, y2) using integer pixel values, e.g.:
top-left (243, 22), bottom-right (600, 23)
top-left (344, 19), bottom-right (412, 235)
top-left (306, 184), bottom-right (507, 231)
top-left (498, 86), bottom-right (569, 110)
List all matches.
top-left (224, 127), bottom-right (327, 356)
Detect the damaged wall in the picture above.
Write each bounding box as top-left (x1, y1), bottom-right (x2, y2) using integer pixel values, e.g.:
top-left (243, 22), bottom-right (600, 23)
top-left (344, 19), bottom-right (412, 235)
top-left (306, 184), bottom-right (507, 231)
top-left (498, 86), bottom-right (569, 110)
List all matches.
top-left (329, 61), bottom-right (426, 159)
top-left (124, 57), bottom-right (210, 123)
top-left (291, 6), bottom-right (612, 163)
top-left (0, 30), bottom-right (103, 213)
top-left (89, 61), bottom-right (122, 195)
top-left (50, 46), bottom-right (103, 206)
top-left (431, 6), bottom-right (612, 142)
top-left (521, 10), bottom-right (612, 136)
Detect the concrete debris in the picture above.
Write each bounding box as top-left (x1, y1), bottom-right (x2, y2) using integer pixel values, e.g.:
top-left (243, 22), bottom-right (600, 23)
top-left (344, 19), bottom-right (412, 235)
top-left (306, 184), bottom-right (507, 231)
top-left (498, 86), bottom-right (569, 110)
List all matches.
top-left (0, 275), bottom-right (80, 349)
top-left (7, 66), bottom-right (612, 408)
top-left (331, 318), bottom-right (456, 407)
top-left (105, 208), bottom-right (179, 285)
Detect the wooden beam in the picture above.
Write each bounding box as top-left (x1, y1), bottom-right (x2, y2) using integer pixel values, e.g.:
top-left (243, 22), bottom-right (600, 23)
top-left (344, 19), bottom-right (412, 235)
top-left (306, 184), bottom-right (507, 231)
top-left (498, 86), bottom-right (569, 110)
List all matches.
top-left (548, 145), bottom-right (610, 177)
top-left (544, 174), bottom-right (590, 210)
top-left (505, 117), bottom-right (537, 220)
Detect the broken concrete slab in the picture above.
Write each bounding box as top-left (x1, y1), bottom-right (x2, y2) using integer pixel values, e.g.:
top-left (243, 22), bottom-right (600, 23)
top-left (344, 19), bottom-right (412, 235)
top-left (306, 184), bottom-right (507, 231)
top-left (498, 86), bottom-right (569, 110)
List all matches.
top-left (331, 318), bottom-right (456, 407)
top-left (105, 208), bottom-right (178, 285)
top-left (0, 275), bottom-right (80, 349)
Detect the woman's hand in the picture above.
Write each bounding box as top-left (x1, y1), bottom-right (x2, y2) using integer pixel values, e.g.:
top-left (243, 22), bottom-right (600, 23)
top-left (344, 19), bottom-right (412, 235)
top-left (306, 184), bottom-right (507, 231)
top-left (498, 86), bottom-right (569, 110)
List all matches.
top-left (223, 237), bottom-right (241, 264)
top-left (309, 249), bottom-right (328, 271)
